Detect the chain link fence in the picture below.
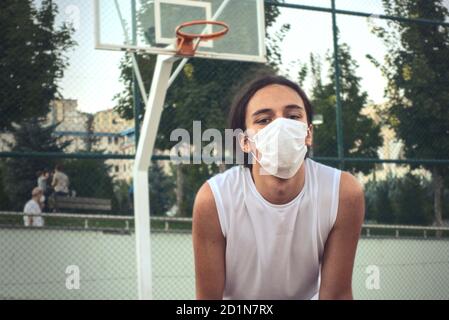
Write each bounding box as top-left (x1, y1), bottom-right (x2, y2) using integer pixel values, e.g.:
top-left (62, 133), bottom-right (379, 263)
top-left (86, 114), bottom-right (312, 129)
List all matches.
top-left (2, 213), bottom-right (448, 299)
top-left (0, 0), bottom-right (448, 299)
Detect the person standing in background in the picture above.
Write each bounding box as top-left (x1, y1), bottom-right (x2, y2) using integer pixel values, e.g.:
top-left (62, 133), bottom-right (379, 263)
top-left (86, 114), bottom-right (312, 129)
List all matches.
top-left (24, 187), bottom-right (45, 227)
top-left (37, 170), bottom-right (50, 211)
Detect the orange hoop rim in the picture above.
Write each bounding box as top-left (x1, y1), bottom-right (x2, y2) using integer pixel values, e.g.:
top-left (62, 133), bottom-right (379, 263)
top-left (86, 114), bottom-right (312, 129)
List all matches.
top-left (176, 20), bottom-right (230, 41)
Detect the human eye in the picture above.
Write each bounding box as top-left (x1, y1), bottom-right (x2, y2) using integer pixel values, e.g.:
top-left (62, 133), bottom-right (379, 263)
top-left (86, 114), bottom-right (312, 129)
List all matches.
top-left (287, 114), bottom-right (302, 120)
top-left (255, 118), bottom-right (271, 125)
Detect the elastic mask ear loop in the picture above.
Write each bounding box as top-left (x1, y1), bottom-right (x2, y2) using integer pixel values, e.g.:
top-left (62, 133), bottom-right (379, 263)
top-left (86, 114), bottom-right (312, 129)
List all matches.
top-left (239, 132), bottom-right (260, 166)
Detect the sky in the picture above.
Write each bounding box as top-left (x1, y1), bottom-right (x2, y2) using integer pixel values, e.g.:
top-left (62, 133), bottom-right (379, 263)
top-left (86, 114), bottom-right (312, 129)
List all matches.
top-left (39, 0), bottom-right (449, 114)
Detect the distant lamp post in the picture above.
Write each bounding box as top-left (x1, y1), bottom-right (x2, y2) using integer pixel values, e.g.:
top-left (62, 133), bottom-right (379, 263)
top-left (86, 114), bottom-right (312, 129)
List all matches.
top-left (310, 114), bottom-right (324, 158)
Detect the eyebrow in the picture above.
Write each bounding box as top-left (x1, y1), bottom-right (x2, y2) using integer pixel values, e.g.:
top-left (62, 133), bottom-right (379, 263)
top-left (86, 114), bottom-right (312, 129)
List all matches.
top-left (252, 108), bottom-right (273, 118)
top-left (284, 104), bottom-right (305, 112)
top-left (251, 104), bottom-right (305, 118)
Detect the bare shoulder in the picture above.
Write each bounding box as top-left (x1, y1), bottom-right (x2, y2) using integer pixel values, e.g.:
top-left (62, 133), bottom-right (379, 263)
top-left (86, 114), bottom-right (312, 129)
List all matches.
top-left (336, 171), bottom-right (365, 228)
top-left (193, 182), bottom-right (222, 239)
top-left (339, 171), bottom-right (364, 201)
top-left (194, 182), bottom-right (217, 218)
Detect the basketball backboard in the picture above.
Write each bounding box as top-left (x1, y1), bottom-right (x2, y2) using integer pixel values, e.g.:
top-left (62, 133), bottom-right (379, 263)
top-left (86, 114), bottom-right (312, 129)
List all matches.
top-left (94, 0), bottom-right (267, 63)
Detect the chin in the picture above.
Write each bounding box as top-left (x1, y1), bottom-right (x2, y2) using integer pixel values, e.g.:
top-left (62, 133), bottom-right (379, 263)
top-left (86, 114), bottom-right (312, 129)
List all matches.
top-left (269, 174), bottom-right (294, 183)
top-left (274, 169), bottom-right (298, 181)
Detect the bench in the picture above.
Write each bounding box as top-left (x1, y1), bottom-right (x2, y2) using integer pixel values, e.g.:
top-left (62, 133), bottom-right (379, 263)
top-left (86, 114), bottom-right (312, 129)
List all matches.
top-left (49, 196), bottom-right (112, 212)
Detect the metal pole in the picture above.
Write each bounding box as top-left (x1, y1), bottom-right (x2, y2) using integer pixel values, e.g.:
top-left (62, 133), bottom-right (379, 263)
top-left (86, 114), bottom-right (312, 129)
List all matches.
top-left (131, 0), bottom-right (141, 145)
top-left (331, 0), bottom-right (345, 169)
top-left (264, 1), bottom-right (449, 28)
top-left (133, 54), bottom-right (178, 300)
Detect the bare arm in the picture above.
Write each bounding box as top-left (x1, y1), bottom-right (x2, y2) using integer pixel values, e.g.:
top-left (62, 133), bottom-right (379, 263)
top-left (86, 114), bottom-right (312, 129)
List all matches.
top-left (192, 182), bottom-right (226, 300)
top-left (319, 172), bottom-right (365, 300)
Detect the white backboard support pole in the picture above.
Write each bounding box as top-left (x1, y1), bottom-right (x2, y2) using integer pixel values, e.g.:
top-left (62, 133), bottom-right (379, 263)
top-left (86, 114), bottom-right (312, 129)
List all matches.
top-left (133, 54), bottom-right (178, 300)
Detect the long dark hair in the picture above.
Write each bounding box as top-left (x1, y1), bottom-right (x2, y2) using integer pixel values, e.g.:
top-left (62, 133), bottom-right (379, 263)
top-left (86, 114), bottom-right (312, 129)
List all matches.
top-left (228, 75), bottom-right (314, 168)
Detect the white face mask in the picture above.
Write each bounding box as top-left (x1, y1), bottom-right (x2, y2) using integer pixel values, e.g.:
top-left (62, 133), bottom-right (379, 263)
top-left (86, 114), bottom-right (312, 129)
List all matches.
top-left (40, 195), bottom-right (45, 203)
top-left (247, 118), bottom-right (309, 179)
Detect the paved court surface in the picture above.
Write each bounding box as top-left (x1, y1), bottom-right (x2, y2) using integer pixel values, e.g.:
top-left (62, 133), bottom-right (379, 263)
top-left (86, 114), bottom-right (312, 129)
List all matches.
top-left (1, 228), bottom-right (448, 299)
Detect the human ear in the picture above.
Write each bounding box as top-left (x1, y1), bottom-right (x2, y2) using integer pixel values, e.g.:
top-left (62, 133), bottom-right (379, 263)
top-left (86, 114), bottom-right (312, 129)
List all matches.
top-left (306, 124), bottom-right (313, 148)
top-left (238, 133), bottom-right (251, 153)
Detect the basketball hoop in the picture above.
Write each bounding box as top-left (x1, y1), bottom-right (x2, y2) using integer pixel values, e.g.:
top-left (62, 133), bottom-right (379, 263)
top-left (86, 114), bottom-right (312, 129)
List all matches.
top-left (176, 20), bottom-right (229, 57)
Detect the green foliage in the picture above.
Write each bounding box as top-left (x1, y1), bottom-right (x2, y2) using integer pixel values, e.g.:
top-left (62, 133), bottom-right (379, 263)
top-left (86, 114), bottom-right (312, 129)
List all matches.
top-left (308, 44), bottom-right (383, 174)
top-left (113, 179), bottom-right (131, 212)
top-left (121, 163), bottom-right (176, 216)
top-left (365, 177), bottom-right (396, 224)
top-left (0, 160), bottom-right (12, 209)
top-left (370, 0), bottom-right (449, 224)
top-left (63, 159), bottom-right (114, 200)
top-left (113, 53), bottom-right (156, 122)
top-left (364, 173), bottom-right (434, 225)
top-left (2, 118), bottom-right (70, 211)
top-left (0, 0), bottom-right (76, 210)
top-left (373, 0), bottom-right (449, 165)
top-left (0, 0), bottom-right (76, 130)
top-left (148, 162), bottom-right (176, 216)
top-left (171, 163), bottom-right (218, 217)
top-left (393, 174), bottom-right (433, 225)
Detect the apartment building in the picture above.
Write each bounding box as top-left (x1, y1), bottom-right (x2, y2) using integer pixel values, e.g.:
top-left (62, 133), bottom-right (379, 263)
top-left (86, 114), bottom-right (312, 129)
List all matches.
top-left (0, 99), bottom-right (135, 181)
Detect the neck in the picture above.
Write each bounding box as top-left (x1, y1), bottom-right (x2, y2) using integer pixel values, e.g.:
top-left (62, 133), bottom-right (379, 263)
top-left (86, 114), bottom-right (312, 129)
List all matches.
top-left (250, 160), bottom-right (306, 205)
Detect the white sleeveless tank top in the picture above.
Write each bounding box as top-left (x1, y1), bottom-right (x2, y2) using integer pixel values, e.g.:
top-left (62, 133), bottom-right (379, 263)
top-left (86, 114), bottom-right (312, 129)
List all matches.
top-left (207, 158), bottom-right (341, 300)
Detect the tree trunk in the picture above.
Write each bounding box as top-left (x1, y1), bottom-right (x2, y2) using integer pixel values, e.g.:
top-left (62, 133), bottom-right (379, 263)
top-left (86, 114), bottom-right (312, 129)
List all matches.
top-left (432, 167), bottom-right (444, 238)
top-left (176, 164), bottom-right (184, 216)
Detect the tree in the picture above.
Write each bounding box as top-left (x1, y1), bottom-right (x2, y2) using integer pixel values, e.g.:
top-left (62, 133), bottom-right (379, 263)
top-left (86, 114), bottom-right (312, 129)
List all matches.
top-left (392, 173), bottom-right (433, 225)
top-left (148, 162), bottom-right (175, 216)
top-left (364, 173), bottom-right (433, 225)
top-left (308, 44), bottom-right (383, 174)
top-left (0, 0), bottom-right (75, 130)
top-left (63, 159), bottom-right (114, 198)
top-left (171, 162), bottom-right (218, 216)
top-left (370, 0), bottom-right (449, 226)
top-left (113, 179), bottom-right (131, 213)
top-left (0, 160), bottom-right (12, 210)
top-left (366, 176), bottom-right (396, 224)
top-left (2, 118), bottom-right (71, 211)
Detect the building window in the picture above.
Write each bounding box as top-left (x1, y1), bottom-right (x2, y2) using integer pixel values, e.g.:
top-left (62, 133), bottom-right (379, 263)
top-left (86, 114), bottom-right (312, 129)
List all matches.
top-left (115, 166), bottom-right (119, 173)
top-left (108, 137), bottom-right (112, 144)
top-left (114, 137), bottom-right (119, 145)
